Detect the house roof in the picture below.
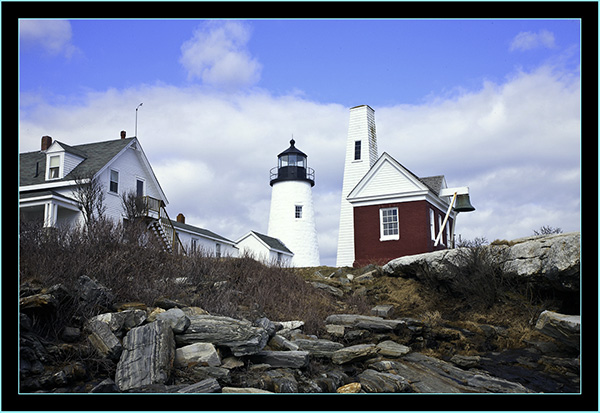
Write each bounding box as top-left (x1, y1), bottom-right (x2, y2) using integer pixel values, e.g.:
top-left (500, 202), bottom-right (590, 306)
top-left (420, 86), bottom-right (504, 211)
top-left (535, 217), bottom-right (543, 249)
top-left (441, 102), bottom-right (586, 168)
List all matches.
top-left (171, 220), bottom-right (237, 245)
top-left (20, 138), bottom-right (135, 187)
top-left (237, 231), bottom-right (293, 255)
top-left (347, 152), bottom-right (449, 206)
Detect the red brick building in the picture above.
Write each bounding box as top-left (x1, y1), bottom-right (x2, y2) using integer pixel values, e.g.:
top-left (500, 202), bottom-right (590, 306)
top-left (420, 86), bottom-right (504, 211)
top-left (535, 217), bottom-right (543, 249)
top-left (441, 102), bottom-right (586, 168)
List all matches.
top-left (347, 152), bottom-right (455, 267)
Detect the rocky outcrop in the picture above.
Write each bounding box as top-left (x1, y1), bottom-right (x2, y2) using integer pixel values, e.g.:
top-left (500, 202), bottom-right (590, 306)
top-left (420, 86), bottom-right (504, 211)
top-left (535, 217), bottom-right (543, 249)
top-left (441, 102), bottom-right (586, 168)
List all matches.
top-left (382, 232), bottom-right (580, 294)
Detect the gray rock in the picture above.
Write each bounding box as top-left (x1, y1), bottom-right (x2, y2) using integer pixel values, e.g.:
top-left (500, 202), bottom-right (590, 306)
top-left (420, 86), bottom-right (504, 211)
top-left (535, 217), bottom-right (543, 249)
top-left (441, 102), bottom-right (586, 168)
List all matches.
top-left (310, 282), bottom-right (343, 297)
top-left (176, 378), bottom-right (221, 393)
top-left (371, 304), bottom-right (394, 318)
top-left (89, 378), bottom-right (120, 393)
top-left (222, 387), bottom-right (274, 393)
top-left (325, 314), bottom-right (405, 333)
top-left (269, 334), bottom-right (300, 351)
top-left (450, 354), bottom-right (481, 369)
top-left (175, 315), bottom-right (269, 356)
top-left (252, 368), bottom-right (298, 393)
top-left (248, 351), bottom-right (309, 368)
top-left (87, 319), bottom-right (123, 360)
top-left (175, 342), bottom-right (221, 367)
top-left (535, 310), bottom-right (580, 350)
top-left (155, 308), bottom-right (190, 334)
top-left (292, 338), bottom-right (344, 358)
top-left (115, 320), bottom-right (175, 392)
top-left (77, 275), bottom-right (114, 309)
top-left (332, 344), bottom-right (379, 365)
top-left (383, 352), bottom-right (533, 393)
top-left (358, 369), bottom-right (412, 393)
top-left (376, 340), bottom-right (410, 357)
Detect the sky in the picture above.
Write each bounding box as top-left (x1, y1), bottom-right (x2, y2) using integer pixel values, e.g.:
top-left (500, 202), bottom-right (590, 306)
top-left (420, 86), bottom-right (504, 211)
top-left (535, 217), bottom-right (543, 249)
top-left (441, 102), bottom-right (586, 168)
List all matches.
top-left (19, 18), bottom-right (582, 266)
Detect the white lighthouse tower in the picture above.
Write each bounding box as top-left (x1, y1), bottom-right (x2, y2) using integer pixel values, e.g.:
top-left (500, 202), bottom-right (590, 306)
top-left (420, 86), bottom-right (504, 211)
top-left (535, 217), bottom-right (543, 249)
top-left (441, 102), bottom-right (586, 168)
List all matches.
top-left (336, 105), bottom-right (378, 267)
top-left (267, 139), bottom-right (320, 267)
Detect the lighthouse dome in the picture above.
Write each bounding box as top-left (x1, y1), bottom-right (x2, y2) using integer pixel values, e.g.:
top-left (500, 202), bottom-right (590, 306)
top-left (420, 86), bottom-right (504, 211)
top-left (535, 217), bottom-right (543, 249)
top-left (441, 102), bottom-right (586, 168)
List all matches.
top-left (270, 139), bottom-right (315, 187)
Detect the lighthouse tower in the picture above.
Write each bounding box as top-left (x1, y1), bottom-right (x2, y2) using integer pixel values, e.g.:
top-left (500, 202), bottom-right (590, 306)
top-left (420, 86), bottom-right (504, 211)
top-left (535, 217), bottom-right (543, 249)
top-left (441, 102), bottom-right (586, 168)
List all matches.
top-left (267, 139), bottom-right (320, 267)
top-left (336, 105), bottom-right (378, 267)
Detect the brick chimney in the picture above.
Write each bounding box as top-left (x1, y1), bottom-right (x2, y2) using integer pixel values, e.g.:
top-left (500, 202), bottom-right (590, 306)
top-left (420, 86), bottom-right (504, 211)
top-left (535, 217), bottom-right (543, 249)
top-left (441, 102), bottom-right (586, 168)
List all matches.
top-left (176, 213), bottom-right (185, 224)
top-left (41, 136), bottom-right (52, 151)
top-left (120, 130), bottom-right (126, 139)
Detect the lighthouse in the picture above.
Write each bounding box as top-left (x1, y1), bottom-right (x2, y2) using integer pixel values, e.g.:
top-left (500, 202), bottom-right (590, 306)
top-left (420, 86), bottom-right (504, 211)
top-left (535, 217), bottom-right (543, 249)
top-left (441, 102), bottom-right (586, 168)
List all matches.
top-left (336, 105), bottom-right (378, 267)
top-left (267, 139), bottom-right (320, 267)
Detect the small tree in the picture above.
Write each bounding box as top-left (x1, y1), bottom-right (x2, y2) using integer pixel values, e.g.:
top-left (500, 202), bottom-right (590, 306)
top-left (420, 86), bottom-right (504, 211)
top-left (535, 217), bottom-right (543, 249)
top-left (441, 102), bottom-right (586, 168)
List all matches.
top-left (121, 190), bottom-right (148, 221)
top-left (72, 174), bottom-right (107, 231)
top-left (533, 225), bottom-right (563, 236)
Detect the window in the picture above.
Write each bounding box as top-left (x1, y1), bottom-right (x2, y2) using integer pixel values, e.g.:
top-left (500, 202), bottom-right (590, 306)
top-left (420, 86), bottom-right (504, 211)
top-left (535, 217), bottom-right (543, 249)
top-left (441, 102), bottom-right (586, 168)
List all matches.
top-left (136, 179), bottom-right (144, 198)
top-left (109, 169), bottom-right (119, 193)
top-left (191, 238), bottom-right (198, 254)
top-left (354, 141), bottom-right (361, 160)
top-left (438, 215), bottom-right (444, 245)
top-left (380, 207), bottom-right (399, 241)
top-left (48, 155), bottom-right (60, 179)
top-left (295, 205), bottom-right (303, 219)
top-left (216, 243), bottom-right (221, 258)
top-left (429, 209), bottom-right (436, 240)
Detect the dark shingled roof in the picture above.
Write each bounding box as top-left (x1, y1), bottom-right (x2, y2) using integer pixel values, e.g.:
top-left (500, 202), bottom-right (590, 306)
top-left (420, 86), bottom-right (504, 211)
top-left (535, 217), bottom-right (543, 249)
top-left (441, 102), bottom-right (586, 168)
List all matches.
top-left (251, 231), bottom-right (293, 254)
top-left (419, 175), bottom-right (446, 195)
top-left (171, 220), bottom-right (236, 245)
top-left (20, 138), bottom-right (135, 187)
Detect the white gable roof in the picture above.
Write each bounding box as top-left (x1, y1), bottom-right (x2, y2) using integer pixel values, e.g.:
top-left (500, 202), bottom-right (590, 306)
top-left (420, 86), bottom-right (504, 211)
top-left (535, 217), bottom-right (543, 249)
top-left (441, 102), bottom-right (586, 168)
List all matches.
top-left (347, 152), bottom-right (451, 211)
top-left (347, 152), bottom-right (429, 201)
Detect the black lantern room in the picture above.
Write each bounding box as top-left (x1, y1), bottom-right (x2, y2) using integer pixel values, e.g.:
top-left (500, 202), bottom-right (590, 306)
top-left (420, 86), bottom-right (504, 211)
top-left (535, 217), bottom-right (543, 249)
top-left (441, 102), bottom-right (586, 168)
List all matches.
top-left (270, 139), bottom-right (315, 187)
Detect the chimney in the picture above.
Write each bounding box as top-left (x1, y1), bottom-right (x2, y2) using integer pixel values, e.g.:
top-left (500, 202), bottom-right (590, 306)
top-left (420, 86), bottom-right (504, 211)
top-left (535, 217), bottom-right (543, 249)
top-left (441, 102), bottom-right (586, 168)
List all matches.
top-left (176, 213), bottom-right (185, 224)
top-left (41, 136), bottom-right (52, 151)
top-left (120, 130), bottom-right (126, 139)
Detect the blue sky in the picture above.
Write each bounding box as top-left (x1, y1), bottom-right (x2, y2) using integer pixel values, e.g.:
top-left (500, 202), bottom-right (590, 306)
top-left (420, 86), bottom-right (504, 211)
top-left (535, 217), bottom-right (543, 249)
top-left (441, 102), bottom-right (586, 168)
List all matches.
top-left (19, 18), bottom-right (582, 266)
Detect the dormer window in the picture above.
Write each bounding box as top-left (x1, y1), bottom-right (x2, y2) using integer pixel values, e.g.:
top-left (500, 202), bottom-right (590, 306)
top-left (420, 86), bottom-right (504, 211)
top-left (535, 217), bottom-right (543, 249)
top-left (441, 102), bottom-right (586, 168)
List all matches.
top-left (47, 155), bottom-right (61, 180)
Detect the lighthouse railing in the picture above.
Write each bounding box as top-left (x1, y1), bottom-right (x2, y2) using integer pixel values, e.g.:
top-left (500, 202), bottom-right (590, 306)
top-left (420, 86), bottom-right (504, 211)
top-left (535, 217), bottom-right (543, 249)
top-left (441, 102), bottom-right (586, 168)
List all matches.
top-left (270, 166), bottom-right (315, 182)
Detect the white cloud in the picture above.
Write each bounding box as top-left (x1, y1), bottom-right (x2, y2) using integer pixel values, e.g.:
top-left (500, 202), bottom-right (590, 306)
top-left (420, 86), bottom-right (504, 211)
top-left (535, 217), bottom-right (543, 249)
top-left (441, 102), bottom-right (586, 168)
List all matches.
top-left (19, 64), bottom-right (580, 265)
top-left (20, 19), bottom-right (79, 58)
top-left (179, 21), bottom-right (262, 90)
top-left (509, 29), bottom-right (556, 52)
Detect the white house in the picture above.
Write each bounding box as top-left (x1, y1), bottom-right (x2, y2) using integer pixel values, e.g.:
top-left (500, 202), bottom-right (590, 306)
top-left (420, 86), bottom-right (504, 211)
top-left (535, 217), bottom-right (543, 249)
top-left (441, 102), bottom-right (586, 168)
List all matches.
top-left (19, 133), bottom-right (188, 252)
top-left (235, 231), bottom-right (293, 265)
top-left (172, 213), bottom-right (238, 258)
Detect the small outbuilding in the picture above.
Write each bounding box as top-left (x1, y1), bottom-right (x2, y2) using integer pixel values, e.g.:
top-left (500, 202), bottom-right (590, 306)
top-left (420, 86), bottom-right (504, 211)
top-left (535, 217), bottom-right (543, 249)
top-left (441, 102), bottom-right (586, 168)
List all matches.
top-left (235, 230), bottom-right (293, 266)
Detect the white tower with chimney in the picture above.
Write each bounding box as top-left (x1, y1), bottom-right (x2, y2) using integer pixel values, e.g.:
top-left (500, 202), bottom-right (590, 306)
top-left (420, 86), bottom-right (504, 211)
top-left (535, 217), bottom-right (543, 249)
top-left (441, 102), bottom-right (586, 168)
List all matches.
top-left (336, 105), bottom-right (378, 267)
top-left (268, 139), bottom-right (320, 267)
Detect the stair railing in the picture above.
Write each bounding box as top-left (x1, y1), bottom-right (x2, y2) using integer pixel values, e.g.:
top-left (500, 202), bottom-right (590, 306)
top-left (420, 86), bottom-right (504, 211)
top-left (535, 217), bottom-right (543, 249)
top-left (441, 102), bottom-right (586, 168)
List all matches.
top-left (143, 196), bottom-right (186, 254)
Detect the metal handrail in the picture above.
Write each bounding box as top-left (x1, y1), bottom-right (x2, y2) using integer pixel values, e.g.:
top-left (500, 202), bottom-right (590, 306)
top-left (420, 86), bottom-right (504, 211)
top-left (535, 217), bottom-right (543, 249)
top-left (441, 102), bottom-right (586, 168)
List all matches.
top-left (269, 166), bottom-right (315, 182)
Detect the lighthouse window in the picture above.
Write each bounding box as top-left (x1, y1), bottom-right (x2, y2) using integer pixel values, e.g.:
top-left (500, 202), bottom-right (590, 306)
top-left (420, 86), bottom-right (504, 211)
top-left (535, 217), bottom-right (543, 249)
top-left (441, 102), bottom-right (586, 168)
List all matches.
top-left (295, 205), bottom-right (303, 219)
top-left (279, 155), bottom-right (289, 168)
top-left (380, 207), bottom-right (399, 241)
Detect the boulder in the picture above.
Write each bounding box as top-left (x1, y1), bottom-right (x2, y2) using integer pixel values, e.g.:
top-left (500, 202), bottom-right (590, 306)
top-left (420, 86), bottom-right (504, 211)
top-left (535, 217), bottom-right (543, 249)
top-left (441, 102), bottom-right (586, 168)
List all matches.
top-left (337, 382), bottom-right (361, 393)
top-left (332, 344), bottom-right (379, 365)
top-left (248, 351), bottom-right (309, 368)
top-left (19, 293), bottom-right (58, 314)
top-left (176, 378), bottom-right (220, 393)
top-left (175, 315), bottom-right (269, 357)
top-left (371, 304), bottom-right (394, 318)
top-left (155, 308), bottom-right (190, 334)
top-left (383, 232), bottom-right (580, 294)
top-left (292, 338), bottom-right (344, 358)
top-left (115, 320), bottom-right (175, 392)
top-left (77, 275), bottom-right (114, 310)
top-left (175, 343), bottom-right (221, 368)
top-left (310, 282), bottom-right (343, 297)
top-left (222, 387), bottom-right (273, 393)
top-left (376, 340), bottom-right (410, 358)
top-left (252, 368), bottom-right (298, 393)
top-left (269, 335), bottom-right (299, 351)
top-left (86, 319), bottom-right (123, 361)
top-left (358, 369), bottom-right (412, 393)
top-left (535, 310), bottom-right (580, 350)
top-left (325, 314), bottom-right (405, 333)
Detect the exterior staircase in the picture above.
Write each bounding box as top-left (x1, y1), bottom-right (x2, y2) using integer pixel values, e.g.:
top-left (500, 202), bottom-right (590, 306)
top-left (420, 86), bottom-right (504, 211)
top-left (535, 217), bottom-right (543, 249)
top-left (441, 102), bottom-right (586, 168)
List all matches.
top-left (143, 196), bottom-right (185, 254)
